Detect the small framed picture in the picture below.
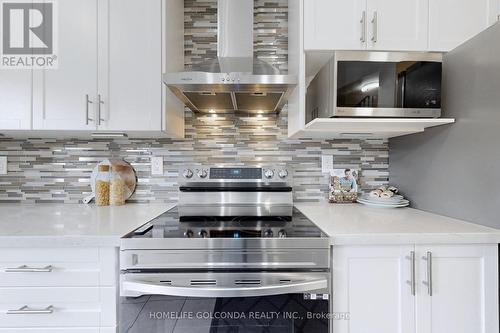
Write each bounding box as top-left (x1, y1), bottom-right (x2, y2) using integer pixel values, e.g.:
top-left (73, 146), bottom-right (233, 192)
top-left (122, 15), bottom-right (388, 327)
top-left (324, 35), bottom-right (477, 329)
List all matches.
top-left (329, 168), bottom-right (360, 203)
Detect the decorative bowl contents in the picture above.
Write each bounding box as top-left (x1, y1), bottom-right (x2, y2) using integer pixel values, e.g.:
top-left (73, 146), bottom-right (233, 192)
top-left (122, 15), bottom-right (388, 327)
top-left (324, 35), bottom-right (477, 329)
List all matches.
top-left (357, 185), bottom-right (410, 208)
top-left (95, 164), bottom-right (110, 206)
top-left (110, 165), bottom-right (127, 206)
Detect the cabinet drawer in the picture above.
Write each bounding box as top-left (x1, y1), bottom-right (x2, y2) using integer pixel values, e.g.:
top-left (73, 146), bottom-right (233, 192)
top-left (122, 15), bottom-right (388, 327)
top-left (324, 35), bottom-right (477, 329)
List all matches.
top-left (0, 262), bottom-right (102, 287)
top-left (0, 248), bottom-right (117, 287)
top-left (0, 287), bottom-right (116, 328)
top-left (0, 248), bottom-right (99, 263)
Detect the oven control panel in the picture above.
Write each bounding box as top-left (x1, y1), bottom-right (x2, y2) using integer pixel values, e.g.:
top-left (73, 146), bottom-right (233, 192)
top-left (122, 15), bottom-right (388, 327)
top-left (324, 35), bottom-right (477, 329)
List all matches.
top-left (210, 167), bottom-right (262, 180)
top-left (179, 166), bottom-right (291, 182)
top-left (181, 227), bottom-right (289, 239)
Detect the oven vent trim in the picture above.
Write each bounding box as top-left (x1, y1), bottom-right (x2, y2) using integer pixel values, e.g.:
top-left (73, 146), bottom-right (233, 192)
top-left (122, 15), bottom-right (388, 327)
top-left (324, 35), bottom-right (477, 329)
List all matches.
top-left (234, 279), bottom-right (262, 285)
top-left (190, 279), bottom-right (217, 286)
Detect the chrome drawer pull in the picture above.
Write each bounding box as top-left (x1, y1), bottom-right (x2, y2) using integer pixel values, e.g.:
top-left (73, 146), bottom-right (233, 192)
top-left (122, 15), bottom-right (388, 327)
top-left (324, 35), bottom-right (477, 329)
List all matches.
top-left (7, 305), bottom-right (54, 315)
top-left (4, 265), bottom-right (53, 273)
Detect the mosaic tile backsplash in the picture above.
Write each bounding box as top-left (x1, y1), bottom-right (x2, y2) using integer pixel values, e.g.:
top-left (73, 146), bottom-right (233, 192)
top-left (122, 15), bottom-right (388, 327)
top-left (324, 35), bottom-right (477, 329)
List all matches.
top-left (0, 0), bottom-right (389, 203)
top-left (0, 109), bottom-right (389, 204)
top-left (184, 0), bottom-right (288, 72)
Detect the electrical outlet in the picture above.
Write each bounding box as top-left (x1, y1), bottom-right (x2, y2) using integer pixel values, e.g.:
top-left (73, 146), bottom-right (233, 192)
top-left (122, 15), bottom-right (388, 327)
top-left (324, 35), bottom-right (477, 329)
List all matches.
top-left (0, 156), bottom-right (7, 175)
top-left (151, 156), bottom-right (164, 176)
top-left (321, 155), bottom-right (333, 174)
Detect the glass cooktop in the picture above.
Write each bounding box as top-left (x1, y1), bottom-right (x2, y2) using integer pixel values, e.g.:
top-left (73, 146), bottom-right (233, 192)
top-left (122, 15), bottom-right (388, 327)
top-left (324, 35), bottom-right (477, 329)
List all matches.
top-left (127, 207), bottom-right (327, 239)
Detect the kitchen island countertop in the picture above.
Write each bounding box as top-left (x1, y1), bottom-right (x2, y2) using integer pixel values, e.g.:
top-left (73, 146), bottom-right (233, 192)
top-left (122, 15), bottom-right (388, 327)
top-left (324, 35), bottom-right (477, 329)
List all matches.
top-left (295, 201), bottom-right (500, 245)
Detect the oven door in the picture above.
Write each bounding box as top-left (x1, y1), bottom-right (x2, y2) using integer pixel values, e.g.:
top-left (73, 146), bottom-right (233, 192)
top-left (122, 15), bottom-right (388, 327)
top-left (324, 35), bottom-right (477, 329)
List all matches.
top-left (120, 272), bottom-right (330, 333)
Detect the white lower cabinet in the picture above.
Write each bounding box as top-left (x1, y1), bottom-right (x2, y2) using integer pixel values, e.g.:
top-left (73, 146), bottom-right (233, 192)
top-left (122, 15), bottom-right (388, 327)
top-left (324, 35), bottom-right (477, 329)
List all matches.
top-left (333, 244), bottom-right (499, 333)
top-left (0, 247), bottom-right (118, 332)
top-left (332, 245), bottom-right (416, 333)
top-left (415, 244), bottom-right (499, 333)
top-left (0, 287), bottom-right (115, 327)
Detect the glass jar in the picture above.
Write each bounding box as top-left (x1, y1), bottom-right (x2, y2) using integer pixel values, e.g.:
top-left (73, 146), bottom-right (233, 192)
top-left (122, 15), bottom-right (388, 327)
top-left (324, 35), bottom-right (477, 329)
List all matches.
top-left (95, 164), bottom-right (110, 206)
top-left (110, 165), bottom-right (126, 206)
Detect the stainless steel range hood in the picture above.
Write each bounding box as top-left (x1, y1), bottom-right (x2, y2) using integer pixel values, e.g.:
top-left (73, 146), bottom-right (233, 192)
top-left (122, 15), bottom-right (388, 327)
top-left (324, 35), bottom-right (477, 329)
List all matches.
top-left (163, 0), bottom-right (297, 114)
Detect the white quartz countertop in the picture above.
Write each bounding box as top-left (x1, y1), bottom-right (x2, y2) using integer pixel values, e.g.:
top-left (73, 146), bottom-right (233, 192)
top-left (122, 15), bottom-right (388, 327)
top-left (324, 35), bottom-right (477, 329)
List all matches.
top-left (0, 203), bottom-right (174, 247)
top-left (1, 202), bottom-right (499, 247)
top-left (295, 201), bottom-right (500, 245)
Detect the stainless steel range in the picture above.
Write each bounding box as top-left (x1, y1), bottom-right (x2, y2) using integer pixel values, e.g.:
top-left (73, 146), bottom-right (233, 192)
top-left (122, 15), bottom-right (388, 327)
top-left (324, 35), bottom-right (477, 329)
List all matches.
top-left (120, 166), bottom-right (331, 333)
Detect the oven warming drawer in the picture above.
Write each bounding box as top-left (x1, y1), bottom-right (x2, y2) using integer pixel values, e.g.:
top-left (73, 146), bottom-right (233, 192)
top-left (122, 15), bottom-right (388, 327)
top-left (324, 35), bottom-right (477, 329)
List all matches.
top-left (121, 249), bottom-right (330, 271)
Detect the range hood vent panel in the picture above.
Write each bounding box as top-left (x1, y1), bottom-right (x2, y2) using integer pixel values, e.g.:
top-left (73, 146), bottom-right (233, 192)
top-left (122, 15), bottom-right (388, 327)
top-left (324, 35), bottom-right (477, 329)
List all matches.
top-left (163, 0), bottom-right (297, 114)
top-left (235, 92), bottom-right (283, 112)
top-left (183, 92), bottom-right (234, 112)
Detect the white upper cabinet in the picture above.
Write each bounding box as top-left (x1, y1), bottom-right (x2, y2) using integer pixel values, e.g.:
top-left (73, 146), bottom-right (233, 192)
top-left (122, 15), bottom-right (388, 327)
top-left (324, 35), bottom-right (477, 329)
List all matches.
top-left (366, 0), bottom-right (429, 51)
top-left (0, 71), bottom-right (32, 130)
top-left (32, 0), bottom-right (98, 131)
top-left (416, 244), bottom-right (499, 333)
top-left (25, 0), bottom-right (184, 136)
top-left (304, 0), bottom-right (428, 51)
top-left (303, 0), bottom-right (497, 53)
top-left (304, 0), bottom-right (367, 50)
top-left (428, 0), bottom-right (499, 51)
top-left (98, 0), bottom-right (163, 132)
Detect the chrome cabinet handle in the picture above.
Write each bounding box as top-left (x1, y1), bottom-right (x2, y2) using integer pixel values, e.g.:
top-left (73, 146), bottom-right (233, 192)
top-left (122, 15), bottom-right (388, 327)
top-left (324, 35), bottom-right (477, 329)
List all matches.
top-left (407, 251), bottom-right (416, 296)
top-left (4, 265), bottom-right (53, 273)
top-left (7, 305), bottom-right (54, 315)
top-left (360, 11), bottom-right (366, 42)
top-left (85, 94), bottom-right (94, 125)
top-left (98, 94), bottom-right (105, 126)
top-left (371, 11), bottom-right (378, 42)
top-left (422, 251), bottom-right (433, 296)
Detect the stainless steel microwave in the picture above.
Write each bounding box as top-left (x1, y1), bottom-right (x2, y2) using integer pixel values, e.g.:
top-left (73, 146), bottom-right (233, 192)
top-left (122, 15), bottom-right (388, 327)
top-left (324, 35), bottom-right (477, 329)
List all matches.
top-left (306, 51), bottom-right (443, 121)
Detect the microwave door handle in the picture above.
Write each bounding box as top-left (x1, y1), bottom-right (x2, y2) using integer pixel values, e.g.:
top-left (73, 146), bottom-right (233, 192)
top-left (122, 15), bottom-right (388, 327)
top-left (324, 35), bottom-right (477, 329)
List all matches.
top-left (401, 72), bottom-right (406, 108)
top-left (122, 278), bottom-right (327, 298)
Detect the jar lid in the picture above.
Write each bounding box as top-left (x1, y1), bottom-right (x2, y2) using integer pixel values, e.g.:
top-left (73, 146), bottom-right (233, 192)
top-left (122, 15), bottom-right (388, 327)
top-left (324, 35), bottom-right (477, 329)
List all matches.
top-left (98, 164), bottom-right (110, 172)
top-left (112, 164), bottom-right (129, 172)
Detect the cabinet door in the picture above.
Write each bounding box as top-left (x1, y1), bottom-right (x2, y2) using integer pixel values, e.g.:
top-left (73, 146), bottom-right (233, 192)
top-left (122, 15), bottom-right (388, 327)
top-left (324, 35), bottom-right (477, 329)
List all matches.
top-left (97, 0), bottom-right (162, 131)
top-left (33, 0), bottom-right (98, 130)
top-left (332, 245), bottom-right (416, 333)
top-left (304, 0), bottom-right (367, 50)
top-left (0, 70), bottom-right (32, 130)
top-left (367, 0), bottom-right (429, 51)
top-left (429, 0), bottom-right (498, 51)
top-left (416, 244), bottom-right (499, 333)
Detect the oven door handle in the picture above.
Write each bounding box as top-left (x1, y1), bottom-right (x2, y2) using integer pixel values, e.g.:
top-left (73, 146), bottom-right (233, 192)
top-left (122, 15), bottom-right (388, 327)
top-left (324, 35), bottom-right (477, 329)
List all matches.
top-left (122, 278), bottom-right (327, 298)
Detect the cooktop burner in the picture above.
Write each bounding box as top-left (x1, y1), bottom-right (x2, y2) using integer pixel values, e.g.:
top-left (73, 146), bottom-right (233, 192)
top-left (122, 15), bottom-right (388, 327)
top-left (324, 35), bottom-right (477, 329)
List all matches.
top-left (127, 206), bottom-right (327, 239)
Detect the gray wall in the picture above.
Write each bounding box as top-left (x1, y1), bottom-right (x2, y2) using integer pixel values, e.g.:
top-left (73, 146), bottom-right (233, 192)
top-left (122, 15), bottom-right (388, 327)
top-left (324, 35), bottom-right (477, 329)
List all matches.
top-left (390, 23), bottom-right (500, 229)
